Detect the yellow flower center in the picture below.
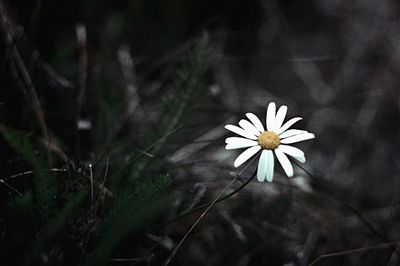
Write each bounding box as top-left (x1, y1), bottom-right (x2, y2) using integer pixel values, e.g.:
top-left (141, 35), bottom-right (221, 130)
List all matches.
top-left (257, 131), bottom-right (280, 150)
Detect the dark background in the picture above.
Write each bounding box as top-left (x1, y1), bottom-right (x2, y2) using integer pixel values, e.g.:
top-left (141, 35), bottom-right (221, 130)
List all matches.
top-left (1, 0), bottom-right (400, 265)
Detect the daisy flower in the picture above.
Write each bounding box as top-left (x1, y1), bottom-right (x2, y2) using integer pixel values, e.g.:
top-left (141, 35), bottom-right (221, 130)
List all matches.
top-left (224, 102), bottom-right (315, 182)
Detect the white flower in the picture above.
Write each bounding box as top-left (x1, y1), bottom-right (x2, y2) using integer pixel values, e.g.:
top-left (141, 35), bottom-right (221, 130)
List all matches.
top-left (224, 102), bottom-right (315, 182)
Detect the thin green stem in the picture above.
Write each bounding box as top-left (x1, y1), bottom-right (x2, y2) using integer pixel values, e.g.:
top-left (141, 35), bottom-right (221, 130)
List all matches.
top-left (162, 175), bottom-right (239, 266)
top-left (161, 156), bottom-right (259, 264)
top-left (162, 166), bottom-right (257, 227)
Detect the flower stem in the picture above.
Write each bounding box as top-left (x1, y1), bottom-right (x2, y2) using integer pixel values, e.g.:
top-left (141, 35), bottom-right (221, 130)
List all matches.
top-left (161, 157), bottom-right (259, 265)
top-left (162, 175), bottom-right (240, 266)
top-left (163, 168), bottom-right (257, 227)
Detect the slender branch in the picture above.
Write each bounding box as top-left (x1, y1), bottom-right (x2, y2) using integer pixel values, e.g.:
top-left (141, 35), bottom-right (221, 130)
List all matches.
top-left (6, 168), bottom-right (67, 180)
top-left (308, 241), bottom-right (400, 266)
top-left (162, 163), bottom-right (257, 227)
top-left (89, 163), bottom-right (94, 204)
top-left (102, 156), bottom-right (110, 188)
top-left (4, 167), bottom-right (113, 198)
top-left (75, 23), bottom-right (88, 116)
top-left (0, 178), bottom-right (23, 196)
top-left (75, 23), bottom-right (88, 158)
top-left (160, 156), bottom-right (259, 264)
top-left (130, 124), bottom-right (184, 164)
top-left (163, 175), bottom-right (239, 266)
top-left (12, 45), bottom-right (50, 141)
top-left (109, 255), bottom-right (153, 263)
top-left (0, 2), bottom-right (50, 141)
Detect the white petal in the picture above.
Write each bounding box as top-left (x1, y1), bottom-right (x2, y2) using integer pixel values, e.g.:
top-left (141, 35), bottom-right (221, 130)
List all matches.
top-left (257, 150), bottom-right (268, 182)
top-left (273, 105), bottom-right (287, 132)
top-left (265, 150), bottom-right (274, 182)
top-left (275, 149), bottom-right (293, 177)
top-left (239, 119), bottom-right (261, 136)
top-left (225, 137), bottom-right (258, 149)
top-left (293, 155), bottom-right (306, 163)
top-left (246, 113), bottom-right (265, 132)
top-left (266, 102), bottom-right (276, 131)
top-left (225, 125), bottom-right (258, 140)
top-left (233, 146), bottom-right (261, 168)
top-left (280, 133), bottom-right (315, 144)
top-left (278, 144), bottom-right (304, 157)
top-left (279, 129), bottom-right (308, 139)
top-left (277, 117), bottom-right (302, 135)
top-left (225, 137), bottom-right (255, 144)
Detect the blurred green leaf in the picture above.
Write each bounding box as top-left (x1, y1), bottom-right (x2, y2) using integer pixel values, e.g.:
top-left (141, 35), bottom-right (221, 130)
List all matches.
top-left (84, 174), bottom-right (171, 266)
top-left (25, 191), bottom-right (87, 265)
top-left (0, 126), bottom-right (56, 221)
top-left (7, 192), bottom-right (35, 247)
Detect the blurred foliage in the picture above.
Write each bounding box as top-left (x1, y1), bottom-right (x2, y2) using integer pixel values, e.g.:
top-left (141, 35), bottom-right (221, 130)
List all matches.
top-left (0, 0), bottom-right (210, 260)
top-left (0, 126), bottom-right (56, 221)
top-left (2, 0), bottom-right (400, 265)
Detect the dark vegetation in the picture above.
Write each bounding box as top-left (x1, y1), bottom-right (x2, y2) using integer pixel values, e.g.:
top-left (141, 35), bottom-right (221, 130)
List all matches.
top-left (1, 0), bottom-right (400, 265)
